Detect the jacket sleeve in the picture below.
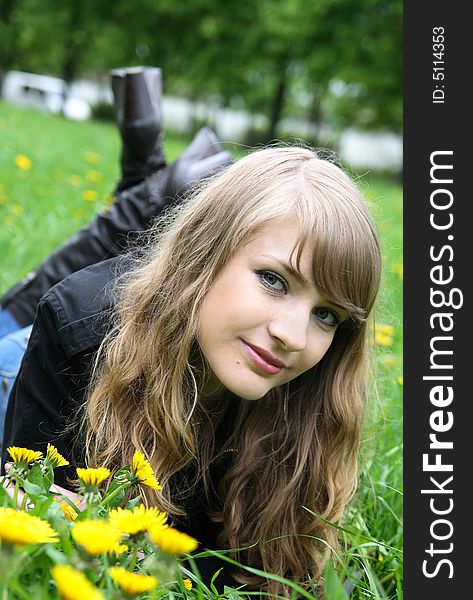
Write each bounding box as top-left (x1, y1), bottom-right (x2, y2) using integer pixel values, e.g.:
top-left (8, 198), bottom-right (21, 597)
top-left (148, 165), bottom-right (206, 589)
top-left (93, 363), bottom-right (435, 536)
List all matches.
top-left (1, 294), bottom-right (92, 489)
top-left (0, 169), bottom-right (168, 327)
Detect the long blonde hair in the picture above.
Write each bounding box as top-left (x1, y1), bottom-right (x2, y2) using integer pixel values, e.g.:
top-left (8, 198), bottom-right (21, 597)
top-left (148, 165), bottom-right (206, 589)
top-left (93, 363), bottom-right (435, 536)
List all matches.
top-left (83, 147), bottom-right (381, 593)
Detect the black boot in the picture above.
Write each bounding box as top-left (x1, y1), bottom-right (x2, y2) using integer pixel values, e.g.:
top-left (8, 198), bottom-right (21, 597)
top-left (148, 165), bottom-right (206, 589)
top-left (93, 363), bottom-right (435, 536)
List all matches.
top-left (1, 127), bottom-right (232, 327)
top-left (111, 66), bottom-right (166, 191)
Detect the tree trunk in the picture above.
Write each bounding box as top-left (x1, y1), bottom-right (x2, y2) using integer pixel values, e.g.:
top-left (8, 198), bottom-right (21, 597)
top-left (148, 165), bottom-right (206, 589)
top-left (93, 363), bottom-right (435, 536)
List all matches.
top-left (308, 91), bottom-right (324, 146)
top-left (60, 1), bottom-right (86, 113)
top-left (0, 0), bottom-right (20, 95)
top-left (266, 68), bottom-right (287, 142)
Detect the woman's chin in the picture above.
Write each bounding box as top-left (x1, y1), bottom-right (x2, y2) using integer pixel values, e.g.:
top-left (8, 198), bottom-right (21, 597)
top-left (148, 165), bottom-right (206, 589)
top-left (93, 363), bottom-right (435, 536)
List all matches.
top-left (224, 377), bottom-right (273, 401)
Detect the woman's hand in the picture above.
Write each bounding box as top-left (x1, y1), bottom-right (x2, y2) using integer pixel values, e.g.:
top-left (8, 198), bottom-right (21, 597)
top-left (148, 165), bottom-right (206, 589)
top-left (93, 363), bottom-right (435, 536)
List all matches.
top-left (2, 462), bottom-right (86, 511)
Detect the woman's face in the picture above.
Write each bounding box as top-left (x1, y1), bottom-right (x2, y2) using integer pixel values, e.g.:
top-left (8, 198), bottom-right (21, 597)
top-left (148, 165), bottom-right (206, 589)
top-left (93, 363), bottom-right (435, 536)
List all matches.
top-left (197, 218), bottom-right (348, 400)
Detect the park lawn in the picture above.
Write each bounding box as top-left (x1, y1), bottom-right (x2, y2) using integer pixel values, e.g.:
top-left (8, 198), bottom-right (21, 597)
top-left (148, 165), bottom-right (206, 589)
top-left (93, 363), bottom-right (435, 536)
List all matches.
top-left (0, 100), bottom-right (403, 598)
top-left (0, 101), bottom-right (189, 292)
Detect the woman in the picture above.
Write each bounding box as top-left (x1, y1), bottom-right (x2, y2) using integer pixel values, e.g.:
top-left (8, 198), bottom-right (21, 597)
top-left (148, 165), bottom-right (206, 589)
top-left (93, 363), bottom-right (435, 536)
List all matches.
top-left (2, 146), bottom-right (381, 594)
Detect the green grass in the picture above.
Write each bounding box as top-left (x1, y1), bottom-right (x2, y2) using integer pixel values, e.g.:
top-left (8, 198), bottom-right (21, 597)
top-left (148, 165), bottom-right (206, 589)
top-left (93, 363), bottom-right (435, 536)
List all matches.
top-left (0, 100), bottom-right (403, 598)
top-left (0, 101), bottom-right (189, 292)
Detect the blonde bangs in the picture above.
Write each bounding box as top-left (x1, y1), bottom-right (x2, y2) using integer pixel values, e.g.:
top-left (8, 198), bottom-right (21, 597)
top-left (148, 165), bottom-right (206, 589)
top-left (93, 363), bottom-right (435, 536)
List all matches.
top-left (268, 157), bottom-right (381, 324)
top-left (289, 197), bottom-right (379, 323)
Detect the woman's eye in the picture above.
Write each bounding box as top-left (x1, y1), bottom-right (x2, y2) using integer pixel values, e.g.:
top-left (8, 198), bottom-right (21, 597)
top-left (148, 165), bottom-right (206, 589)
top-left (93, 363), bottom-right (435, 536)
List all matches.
top-left (314, 307), bottom-right (339, 328)
top-left (257, 271), bottom-right (287, 293)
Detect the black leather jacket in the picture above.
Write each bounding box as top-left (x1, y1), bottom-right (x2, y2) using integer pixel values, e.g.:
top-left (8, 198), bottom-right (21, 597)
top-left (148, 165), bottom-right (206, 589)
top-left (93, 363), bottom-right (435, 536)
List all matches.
top-left (1, 171), bottom-right (167, 326)
top-left (2, 256), bottom-right (128, 477)
top-left (1, 254), bottom-right (242, 589)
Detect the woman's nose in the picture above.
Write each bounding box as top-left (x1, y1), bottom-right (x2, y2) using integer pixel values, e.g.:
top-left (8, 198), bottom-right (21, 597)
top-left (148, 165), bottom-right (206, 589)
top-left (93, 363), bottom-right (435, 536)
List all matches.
top-left (267, 307), bottom-right (310, 351)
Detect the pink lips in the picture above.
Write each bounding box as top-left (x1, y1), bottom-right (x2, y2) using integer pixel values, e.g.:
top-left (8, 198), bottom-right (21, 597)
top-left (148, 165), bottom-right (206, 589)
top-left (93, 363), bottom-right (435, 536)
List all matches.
top-left (241, 340), bottom-right (286, 375)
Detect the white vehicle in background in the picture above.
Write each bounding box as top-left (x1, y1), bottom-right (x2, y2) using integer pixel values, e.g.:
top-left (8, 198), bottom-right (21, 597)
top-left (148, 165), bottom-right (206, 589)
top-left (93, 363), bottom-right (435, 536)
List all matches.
top-left (1, 70), bottom-right (92, 121)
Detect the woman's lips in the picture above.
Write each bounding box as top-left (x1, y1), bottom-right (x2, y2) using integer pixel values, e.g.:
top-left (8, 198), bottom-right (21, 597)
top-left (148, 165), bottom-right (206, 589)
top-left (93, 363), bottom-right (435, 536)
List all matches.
top-left (240, 340), bottom-right (285, 375)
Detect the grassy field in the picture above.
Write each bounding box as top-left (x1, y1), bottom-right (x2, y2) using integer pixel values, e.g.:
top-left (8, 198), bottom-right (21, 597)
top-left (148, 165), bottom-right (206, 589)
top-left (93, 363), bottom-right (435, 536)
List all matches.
top-left (0, 101), bottom-right (403, 598)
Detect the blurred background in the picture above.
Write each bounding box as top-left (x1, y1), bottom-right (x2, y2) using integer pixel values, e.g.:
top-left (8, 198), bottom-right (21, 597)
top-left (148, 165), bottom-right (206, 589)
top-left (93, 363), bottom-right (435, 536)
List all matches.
top-left (0, 0), bottom-right (402, 171)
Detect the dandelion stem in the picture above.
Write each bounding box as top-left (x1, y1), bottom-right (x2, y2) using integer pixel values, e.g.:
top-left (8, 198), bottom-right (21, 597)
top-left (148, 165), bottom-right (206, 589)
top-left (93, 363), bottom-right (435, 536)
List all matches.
top-left (13, 481), bottom-right (20, 508)
top-left (129, 545), bottom-right (139, 571)
top-left (84, 501), bottom-right (93, 520)
top-left (20, 492), bottom-right (29, 511)
top-left (101, 554), bottom-right (113, 591)
top-left (99, 482), bottom-right (128, 507)
top-left (61, 526), bottom-right (73, 557)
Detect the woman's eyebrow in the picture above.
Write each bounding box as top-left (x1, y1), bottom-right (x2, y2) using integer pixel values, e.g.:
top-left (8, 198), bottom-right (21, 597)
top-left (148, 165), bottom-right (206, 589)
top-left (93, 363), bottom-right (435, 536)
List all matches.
top-left (261, 254), bottom-right (310, 287)
top-left (261, 254), bottom-right (350, 317)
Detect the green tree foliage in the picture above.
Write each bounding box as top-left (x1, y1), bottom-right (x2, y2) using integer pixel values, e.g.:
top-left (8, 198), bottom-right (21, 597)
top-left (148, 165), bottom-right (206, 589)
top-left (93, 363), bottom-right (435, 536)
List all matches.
top-left (320, 0), bottom-right (403, 131)
top-left (1, 0), bottom-right (402, 137)
top-left (0, 0), bottom-right (22, 84)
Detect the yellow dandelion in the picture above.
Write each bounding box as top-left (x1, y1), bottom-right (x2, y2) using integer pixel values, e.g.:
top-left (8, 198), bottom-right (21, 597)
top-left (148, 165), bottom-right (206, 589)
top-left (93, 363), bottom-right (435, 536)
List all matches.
top-left (375, 324), bottom-right (394, 336)
top-left (374, 324), bottom-right (394, 347)
top-left (83, 189), bottom-right (99, 202)
top-left (131, 450), bottom-right (161, 490)
top-left (76, 467), bottom-right (111, 487)
top-left (375, 333), bottom-right (392, 347)
top-left (183, 578), bottom-right (193, 590)
top-left (393, 263), bottom-right (403, 279)
top-left (15, 154), bottom-right (32, 171)
top-left (51, 565), bottom-right (104, 600)
top-left (85, 151), bottom-right (100, 165)
top-left (47, 443), bottom-right (70, 467)
top-left (397, 376), bottom-right (404, 386)
top-left (86, 170), bottom-right (102, 184)
top-left (109, 566), bottom-right (157, 595)
top-left (104, 194), bottom-right (115, 206)
top-left (109, 505), bottom-right (167, 536)
top-left (68, 175), bottom-right (82, 186)
top-left (59, 502), bottom-right (79, 522)
top-left (108, 541), bottom-right (129, 556)
top-left (0, 507), bottom-right (58, 546)
top-left (384, 355), bottom-right (396, 369)
top-left (149, 526), bottom-right (198, 555)
top-left (7, 446), bottom-right (43, 465)
top-left (73, 209), bottom-right (86, 221)
top-left (10, 204), bottom-right (23, 216)
top-left (71, 519), bottom-right (122, 555)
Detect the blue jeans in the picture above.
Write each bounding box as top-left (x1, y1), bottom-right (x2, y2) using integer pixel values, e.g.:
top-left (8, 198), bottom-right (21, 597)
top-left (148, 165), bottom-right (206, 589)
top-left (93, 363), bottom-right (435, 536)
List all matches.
top-left (0, 325), bottom-right (32, 454)
top-left (0, 308), bottom-right (21, 339)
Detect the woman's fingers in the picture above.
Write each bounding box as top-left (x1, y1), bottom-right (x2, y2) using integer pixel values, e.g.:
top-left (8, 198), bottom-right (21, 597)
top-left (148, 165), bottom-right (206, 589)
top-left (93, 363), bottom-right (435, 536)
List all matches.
top-left (50, 483), bottom-right (87, 511)
top-left (3, 462), bottom-right (86, 511)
